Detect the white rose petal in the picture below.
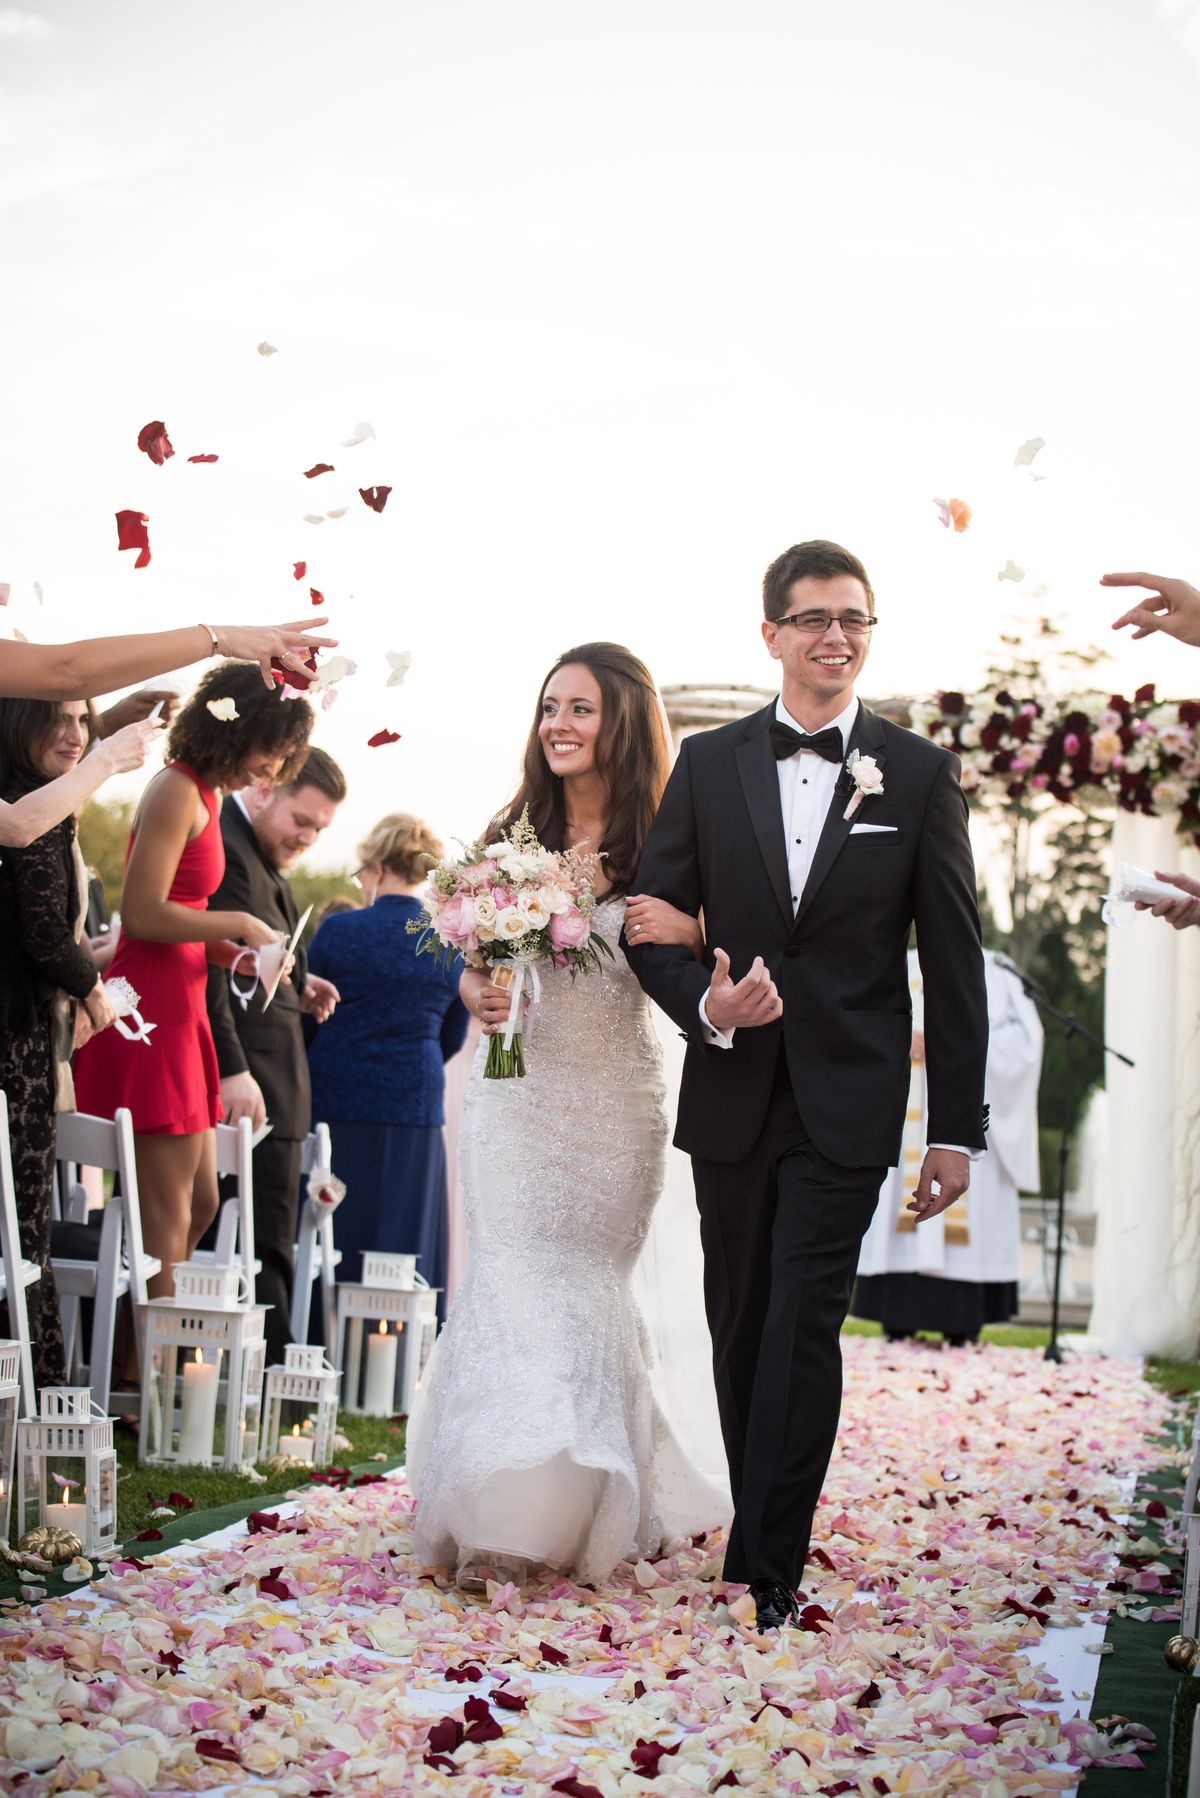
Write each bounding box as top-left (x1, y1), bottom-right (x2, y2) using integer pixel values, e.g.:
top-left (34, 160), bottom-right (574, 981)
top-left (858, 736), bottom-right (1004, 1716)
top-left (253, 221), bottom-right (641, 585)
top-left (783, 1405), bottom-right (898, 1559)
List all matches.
top-left (256, 340), bottom-right (278, 357)
top-left (495, 908), bottom-right (527, 940)
top-left (385, 649), bottom-right (413, 688)
top-left (206, 697), bottom-right (239, 722)
top-left (341, 420), bottom-right (376, 447)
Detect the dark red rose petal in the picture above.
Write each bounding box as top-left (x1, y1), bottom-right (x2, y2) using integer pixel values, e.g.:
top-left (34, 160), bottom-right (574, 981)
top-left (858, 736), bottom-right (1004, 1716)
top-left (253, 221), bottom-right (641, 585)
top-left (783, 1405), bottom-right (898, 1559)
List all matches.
top-left (156, 1650), bottom-right (182, 1670)
top-left (552, 1779), bottom-right (604, 1798)
top-left (258, 1576), bottom-right (291, 1600)
top-left (632, 1739), bottom-right (680, 1774)
top-left (195, 1739), bottom-right (240, 1764)
top-left (424, 1755), bottom-right (457, 1772)
top-left (367, 728), bottom-right (401, 747)
top-left (270, 650), bottom-right (318, 691)
top-left (187, 453), bottom-right (219, 463)
top-left (598, 1624), bottom-right (613, 1644)
top-left (715, 1776), bottom-right (740, 1790)
top-left (359, 485), bottom-right (392, 513)
top-left (492, 1688), bottom-right (527, 1711)
top-left (796, 1603), bottom-right (833, 1632)
top-left (427, 1717), bottom-right (464, 1753)
top-left (247, 1511), bottom-right (282, 1534)
top-left (1146, 1498), bottom-right (1168, 1519)
top-left (304, 464), bottom-right (334, 479)
top-left (309, 587), bottom-right (324, 607)
top-left (114, 1556), bottom-right (153, 1570)
top-left (463, 1696), bottom-right (491, 1722)
top-left (167, 1491), bottom-right (194, 1509)
top-left (136, 1528), bottom-right (164, 1541)
top-left (293, 561), bottom-right (306, 580)
top-left (854, 1681), bottom-right (882, 1708)
top-left (116, 510), bottom-right (152, 569)
top-left (464, 1716), bottom-right (504, 1744)
top-left (445, 1663), bottom-right (483, 1684)
top-left (137, 421), bottom-right (174, 465)
top-left (539, 1640), bottom-right (569, 1665)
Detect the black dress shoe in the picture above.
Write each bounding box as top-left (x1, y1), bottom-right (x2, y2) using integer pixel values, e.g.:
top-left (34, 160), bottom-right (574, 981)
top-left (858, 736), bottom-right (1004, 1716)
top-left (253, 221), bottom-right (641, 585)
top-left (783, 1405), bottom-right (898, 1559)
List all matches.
top-left (748, 1579), bottom-right (798, 1630)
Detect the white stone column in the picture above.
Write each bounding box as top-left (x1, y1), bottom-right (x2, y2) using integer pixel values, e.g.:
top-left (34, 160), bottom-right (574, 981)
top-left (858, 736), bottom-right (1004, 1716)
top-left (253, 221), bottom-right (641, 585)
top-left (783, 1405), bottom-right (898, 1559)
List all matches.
top-left (1087, 811), bottom-right (1200, 1357)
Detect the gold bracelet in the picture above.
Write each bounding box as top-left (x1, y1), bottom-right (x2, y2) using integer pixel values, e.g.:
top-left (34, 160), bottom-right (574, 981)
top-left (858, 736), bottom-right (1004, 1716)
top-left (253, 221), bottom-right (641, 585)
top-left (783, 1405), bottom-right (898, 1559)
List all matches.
top-left (198, 622), bottom-right (220, 657)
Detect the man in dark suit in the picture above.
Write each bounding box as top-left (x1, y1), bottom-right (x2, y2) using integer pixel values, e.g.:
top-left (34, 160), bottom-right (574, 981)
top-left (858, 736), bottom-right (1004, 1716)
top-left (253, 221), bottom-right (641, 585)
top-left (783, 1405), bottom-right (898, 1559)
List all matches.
top-left (206, 746), bottom-right (346, 1362)
top-left (626, 540), bottom-right (988, 1630)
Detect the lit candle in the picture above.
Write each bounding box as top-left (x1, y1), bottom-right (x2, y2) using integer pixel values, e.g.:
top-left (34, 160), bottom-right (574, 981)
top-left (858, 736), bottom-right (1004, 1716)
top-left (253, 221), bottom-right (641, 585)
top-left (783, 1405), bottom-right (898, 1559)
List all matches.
top-left (286, 1423), bottom-right (314, 1463)
top-left (45, 1493), bottom-right (86, 1535)
top-left (363, 1321), bottom-right (397, 1415)
top-left (177, 1349), bottom-right (219, 1463)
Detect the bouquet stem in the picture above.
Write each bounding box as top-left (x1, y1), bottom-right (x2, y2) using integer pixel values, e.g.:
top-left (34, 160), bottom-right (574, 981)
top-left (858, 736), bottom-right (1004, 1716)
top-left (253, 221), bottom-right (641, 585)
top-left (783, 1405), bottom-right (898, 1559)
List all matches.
top-left (484, 1030), bottom-right (526, 1079)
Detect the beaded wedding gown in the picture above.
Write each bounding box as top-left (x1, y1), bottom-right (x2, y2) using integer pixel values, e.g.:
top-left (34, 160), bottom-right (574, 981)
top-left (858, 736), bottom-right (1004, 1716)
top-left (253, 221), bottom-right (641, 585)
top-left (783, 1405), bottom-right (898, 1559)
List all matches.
top-left (406, 896), bottom-right (728, 1585)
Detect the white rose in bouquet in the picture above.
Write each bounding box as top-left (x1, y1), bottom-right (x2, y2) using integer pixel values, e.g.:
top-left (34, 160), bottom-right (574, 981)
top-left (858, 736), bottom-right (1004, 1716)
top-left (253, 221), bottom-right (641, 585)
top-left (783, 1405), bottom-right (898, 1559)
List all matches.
top-left (518, 889), bottom-right (552, 929)
top-left (495, 908), bottom-right (527, 941)
top-left (473, 893), bottom-right (498, 939)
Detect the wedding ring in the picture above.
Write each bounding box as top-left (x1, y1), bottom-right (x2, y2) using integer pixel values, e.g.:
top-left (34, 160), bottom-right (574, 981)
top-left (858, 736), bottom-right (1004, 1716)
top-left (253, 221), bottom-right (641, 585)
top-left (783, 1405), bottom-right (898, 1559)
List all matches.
top-left (632, 923), bottom-right (642, 934)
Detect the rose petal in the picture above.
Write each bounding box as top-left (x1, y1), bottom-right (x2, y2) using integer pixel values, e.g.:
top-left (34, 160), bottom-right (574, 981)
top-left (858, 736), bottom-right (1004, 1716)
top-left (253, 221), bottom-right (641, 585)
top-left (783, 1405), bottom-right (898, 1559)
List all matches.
top-left (367, 728), bottom-right (401, 747)
top-left (257, 340), bottom-right (278, 356)
top-left (116, 510), bottom-right (151, 569)
top-left (137, 420), bottom-right (174, 465)
top-left (293, 561), bottom-right (307, 580)
top-left (359, 485), bottom-right (392, 513)
top-left (187, 453), bottom-right (219, 463)
top-left (305, 464), bottom-right (335, 478)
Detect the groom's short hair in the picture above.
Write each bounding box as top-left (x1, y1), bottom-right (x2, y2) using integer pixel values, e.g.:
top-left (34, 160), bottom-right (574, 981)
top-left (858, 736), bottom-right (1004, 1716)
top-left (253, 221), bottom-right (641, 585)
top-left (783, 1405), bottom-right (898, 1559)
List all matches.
top-left (762, 540), bottom-right (875, 620)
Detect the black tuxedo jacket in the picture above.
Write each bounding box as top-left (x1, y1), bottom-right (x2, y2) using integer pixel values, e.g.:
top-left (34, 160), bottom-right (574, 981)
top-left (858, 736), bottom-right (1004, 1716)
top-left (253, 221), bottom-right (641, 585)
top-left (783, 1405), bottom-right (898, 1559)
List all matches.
top-left (205, 799), bottom-right (311, 1142)
top-left (626, 700), bottom-right (988, 1169)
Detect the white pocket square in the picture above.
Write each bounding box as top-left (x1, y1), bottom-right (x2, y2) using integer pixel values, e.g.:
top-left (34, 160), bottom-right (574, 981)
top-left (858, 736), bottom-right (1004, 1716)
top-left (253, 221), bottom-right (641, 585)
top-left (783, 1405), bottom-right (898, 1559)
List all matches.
top-left (849, 823), bottom-right (898, 835)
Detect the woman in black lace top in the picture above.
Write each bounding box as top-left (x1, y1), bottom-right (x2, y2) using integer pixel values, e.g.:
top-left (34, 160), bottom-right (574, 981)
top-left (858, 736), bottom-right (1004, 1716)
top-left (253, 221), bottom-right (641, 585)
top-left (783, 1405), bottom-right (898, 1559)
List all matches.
top-left (0, 698), bottom-right (127, 1386)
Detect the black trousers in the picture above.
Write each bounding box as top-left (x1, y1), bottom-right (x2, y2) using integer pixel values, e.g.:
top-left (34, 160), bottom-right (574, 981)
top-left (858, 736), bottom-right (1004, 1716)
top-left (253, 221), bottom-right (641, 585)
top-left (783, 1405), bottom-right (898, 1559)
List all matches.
top-left (693, 1058), bottom-right (885, 1591)
top-left (220, 1134), bottom-right (304, 1366)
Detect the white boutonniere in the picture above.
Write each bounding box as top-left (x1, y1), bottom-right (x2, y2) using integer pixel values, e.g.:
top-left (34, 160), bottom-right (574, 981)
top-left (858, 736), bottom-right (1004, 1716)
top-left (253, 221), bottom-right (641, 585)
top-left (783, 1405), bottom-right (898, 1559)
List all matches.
top-left (843, 750), bottom-right (885, 820)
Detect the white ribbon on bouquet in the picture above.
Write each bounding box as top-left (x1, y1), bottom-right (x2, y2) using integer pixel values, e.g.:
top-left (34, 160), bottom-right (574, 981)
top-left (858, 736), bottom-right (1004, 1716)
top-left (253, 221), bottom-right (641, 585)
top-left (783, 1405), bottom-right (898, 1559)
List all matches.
top-left (104, 976), bottom-right (156, 1046)
top-left (494, 960), bottom-right (543, 1051)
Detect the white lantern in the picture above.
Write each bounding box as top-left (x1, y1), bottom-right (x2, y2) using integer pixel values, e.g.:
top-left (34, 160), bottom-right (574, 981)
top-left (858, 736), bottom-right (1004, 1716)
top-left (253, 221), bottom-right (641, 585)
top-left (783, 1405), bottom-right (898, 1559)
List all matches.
top-left (262, 1345), bottom-right (339, 1466)
top-left (0, 1341), bottom-right (21, 1543)
top-left (17, 1387), bottom-right (117, 1558)
top-left (335, 1256), bottom-right (440, 1416)
top-left (138, 1261), bottom-right (267, 1469)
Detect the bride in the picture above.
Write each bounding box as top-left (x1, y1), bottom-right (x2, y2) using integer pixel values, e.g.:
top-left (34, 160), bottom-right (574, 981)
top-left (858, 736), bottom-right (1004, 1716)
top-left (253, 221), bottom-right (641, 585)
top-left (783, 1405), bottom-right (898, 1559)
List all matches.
top-left (406, 642), bottom-right (728, 1590)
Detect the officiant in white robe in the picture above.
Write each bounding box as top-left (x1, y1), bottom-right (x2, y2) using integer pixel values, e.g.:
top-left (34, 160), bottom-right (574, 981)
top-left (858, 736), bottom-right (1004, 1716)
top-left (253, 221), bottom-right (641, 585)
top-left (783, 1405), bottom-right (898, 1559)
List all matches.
top-left (853, 949), bottom-right (1043, 1341)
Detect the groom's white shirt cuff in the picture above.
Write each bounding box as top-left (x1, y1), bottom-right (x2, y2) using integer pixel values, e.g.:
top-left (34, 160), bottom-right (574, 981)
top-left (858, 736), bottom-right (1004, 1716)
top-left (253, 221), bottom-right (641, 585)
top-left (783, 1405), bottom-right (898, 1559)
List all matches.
top-left (698, 991), bottom-right (735, 1048)
top-left (929, 1142), bottom-right (982, 1161)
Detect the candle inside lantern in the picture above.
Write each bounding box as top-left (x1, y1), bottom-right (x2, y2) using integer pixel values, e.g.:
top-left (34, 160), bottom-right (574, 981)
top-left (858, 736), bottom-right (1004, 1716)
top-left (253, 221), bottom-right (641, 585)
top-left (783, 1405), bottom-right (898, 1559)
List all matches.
top-left (287, 1423), bottom-right (315, 1463)
top-left (45, 1491), bottom-right (86, 1534)
top-left (363, 1320), bottom-right (398, 1415)
top-left (177, 1348), bottom-right (219, 1463)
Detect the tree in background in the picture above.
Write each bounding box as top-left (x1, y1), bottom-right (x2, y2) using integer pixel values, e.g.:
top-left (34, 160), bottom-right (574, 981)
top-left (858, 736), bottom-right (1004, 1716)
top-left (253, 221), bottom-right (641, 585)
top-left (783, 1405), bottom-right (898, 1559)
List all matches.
top-left (971, 605), bottom-right (1111, 1190)
top-left (79, 800), bottom-right (357, 942)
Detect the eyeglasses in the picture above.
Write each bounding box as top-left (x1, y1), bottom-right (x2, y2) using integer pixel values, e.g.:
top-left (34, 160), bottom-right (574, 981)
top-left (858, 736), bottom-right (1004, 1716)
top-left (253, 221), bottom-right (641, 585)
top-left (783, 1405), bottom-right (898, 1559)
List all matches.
top-left (349, 867), bottom-right (367, 890)
top-left (773, 611), bottom-right (877, 636)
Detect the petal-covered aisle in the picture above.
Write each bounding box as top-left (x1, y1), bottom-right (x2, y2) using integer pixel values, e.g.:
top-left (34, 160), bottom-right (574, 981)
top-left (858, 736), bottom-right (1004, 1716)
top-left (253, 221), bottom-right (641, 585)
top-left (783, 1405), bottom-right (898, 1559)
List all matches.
top-left (0, 1339), bottom-right (1177, 1794)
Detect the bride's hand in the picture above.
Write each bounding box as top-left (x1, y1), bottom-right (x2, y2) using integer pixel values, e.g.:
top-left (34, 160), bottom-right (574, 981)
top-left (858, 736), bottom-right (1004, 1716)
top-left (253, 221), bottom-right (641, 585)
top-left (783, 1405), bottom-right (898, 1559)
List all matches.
top-left (625, 894), bottom-right (704, 958)
top-left (460, 969), bottom-right (527, 1035)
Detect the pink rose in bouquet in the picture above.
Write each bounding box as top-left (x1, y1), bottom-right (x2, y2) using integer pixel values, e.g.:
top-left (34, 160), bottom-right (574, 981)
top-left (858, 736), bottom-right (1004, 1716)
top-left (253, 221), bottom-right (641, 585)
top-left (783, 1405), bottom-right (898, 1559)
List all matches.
top-left (438, 893), bottom-right (478, 952)
top-left (549, 906), bottom-right (590, 951)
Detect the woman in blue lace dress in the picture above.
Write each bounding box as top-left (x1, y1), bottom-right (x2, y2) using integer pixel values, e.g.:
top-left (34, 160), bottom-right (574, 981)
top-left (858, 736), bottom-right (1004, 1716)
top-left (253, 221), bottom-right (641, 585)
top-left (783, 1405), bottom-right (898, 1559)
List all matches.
top-left (306, 814), bottom-right (469, 1317)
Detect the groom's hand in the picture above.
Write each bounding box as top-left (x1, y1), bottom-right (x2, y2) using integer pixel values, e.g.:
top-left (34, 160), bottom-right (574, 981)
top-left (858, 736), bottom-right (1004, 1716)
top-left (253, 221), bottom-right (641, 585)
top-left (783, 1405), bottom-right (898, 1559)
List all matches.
top-left (704, 948), bottom-right (782, 1030)
top-left (907, 1148), bottom-right (969, 1222)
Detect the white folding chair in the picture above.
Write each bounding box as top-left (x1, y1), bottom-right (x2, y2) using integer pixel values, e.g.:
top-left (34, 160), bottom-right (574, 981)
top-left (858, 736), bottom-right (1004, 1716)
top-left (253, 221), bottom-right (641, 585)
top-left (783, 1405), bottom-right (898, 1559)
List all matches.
top-left (0, 1089), bottom-right (39, 1414)
top-left (188, 1117), bottom-right (268, 1301)
top-left (291, 1122), bottom-right (342, 1350)
top-left (51, 1107), bottom-right (160, 1416)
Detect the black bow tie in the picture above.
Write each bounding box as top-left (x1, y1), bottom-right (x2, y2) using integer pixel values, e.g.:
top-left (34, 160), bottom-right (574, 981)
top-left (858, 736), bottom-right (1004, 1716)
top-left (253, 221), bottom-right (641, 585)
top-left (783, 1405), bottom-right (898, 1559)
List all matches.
top-left (770, 721), bottom-right (844, 764)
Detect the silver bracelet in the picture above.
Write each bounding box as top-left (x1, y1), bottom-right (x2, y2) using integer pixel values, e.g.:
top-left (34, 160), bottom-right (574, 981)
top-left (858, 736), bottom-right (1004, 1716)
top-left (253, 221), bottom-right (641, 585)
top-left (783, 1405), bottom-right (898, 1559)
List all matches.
top-left (198, 622), bottom-right (220, 657)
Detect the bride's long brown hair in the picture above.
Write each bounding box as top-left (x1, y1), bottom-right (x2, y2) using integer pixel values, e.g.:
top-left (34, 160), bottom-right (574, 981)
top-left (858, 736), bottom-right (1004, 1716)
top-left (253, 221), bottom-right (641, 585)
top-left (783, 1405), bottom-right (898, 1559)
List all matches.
top-left (488, 642), bottom-right (672, 895)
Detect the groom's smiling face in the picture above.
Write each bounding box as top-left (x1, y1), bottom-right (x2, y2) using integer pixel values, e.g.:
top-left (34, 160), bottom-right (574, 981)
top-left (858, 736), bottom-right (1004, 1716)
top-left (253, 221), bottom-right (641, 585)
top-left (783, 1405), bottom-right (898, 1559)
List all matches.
top-left (762, 573), bottom-right (872, 716)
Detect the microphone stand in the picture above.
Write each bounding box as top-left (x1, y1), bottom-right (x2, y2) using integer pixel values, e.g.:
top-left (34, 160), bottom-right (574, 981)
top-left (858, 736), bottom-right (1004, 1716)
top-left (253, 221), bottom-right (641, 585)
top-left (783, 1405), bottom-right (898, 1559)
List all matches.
top-left (992, 955), bottom-right (1133, 1363)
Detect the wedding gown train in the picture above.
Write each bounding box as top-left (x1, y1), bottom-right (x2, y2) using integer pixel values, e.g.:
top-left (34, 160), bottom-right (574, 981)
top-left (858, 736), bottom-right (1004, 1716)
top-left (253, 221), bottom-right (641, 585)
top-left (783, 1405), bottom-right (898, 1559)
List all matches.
top-left (406, 896), bottom-right (728, 1586)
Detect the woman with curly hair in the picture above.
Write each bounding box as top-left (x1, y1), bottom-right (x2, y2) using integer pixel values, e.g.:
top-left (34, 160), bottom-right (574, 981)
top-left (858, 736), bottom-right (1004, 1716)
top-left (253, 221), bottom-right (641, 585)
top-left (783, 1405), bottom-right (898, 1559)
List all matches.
top-left (74, 662), bottom-right (313, 1308)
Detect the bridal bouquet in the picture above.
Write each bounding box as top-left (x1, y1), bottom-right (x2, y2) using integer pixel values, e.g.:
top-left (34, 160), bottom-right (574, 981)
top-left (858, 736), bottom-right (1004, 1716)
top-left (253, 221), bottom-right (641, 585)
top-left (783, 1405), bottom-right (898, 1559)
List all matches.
top-left (415, 807), bottom-right (612, 1078)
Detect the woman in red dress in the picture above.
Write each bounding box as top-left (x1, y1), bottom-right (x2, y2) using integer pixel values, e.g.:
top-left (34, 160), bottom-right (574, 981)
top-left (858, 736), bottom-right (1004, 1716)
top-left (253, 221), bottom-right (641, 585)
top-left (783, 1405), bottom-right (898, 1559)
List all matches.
top-left (74, 662), bottom-right (313, 1302)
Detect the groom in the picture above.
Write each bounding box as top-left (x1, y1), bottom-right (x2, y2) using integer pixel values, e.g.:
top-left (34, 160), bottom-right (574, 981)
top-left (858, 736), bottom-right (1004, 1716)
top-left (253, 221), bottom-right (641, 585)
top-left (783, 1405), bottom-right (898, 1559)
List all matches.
top-left (626, 539), bottom-right (988, 1630)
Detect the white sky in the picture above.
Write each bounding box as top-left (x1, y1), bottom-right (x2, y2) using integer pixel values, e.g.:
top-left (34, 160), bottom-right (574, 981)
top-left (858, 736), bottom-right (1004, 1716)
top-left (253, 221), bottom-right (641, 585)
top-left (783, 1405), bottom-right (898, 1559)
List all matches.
top-left (2, 0), bottom-right (1199, 870)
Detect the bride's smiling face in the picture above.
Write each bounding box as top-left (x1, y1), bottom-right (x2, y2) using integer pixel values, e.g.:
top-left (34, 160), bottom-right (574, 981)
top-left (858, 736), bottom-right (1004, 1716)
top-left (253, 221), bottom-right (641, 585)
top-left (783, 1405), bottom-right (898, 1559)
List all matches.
top-left (539, 663), bottom-right (603, 779)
